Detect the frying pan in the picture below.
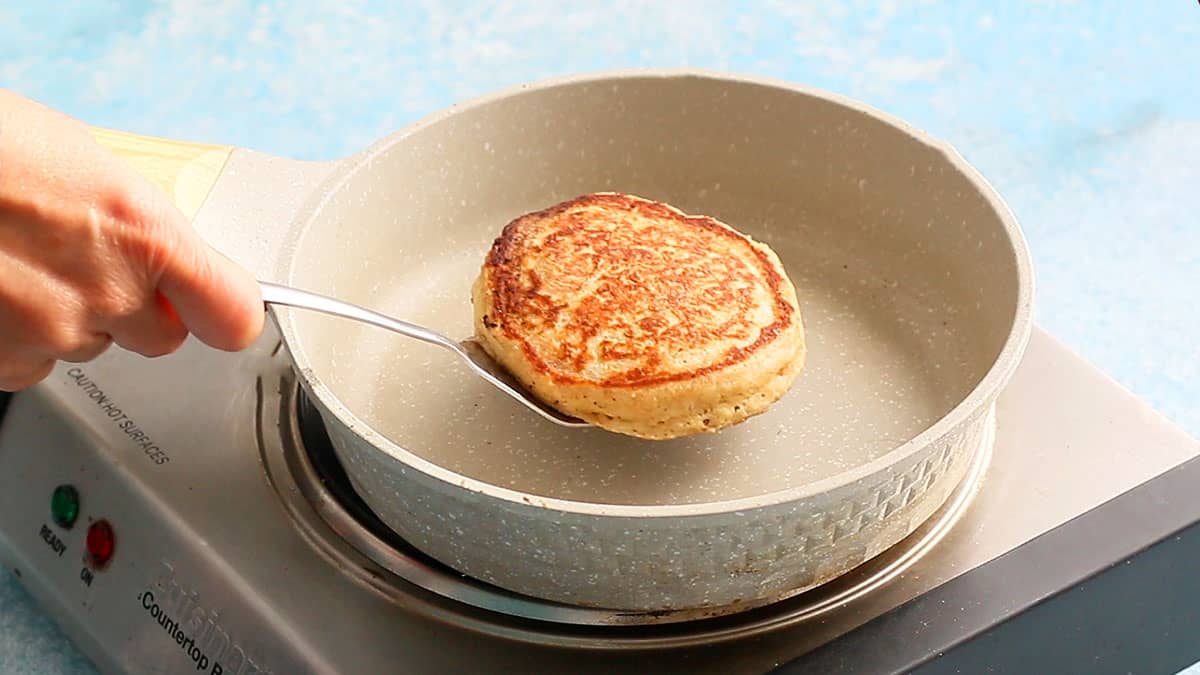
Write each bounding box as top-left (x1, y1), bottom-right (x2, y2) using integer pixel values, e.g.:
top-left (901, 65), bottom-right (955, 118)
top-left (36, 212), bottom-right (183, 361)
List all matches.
top-left (90, 70), bottom-right (1033, 614)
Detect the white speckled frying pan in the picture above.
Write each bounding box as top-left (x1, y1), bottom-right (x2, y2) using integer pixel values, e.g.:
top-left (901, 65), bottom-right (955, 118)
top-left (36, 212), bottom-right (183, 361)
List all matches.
top-left (93, 71), bottom-right (1033, 615)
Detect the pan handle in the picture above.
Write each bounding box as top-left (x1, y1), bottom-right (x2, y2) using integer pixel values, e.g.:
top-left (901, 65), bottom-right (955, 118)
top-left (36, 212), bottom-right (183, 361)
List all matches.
top-left (88, 127), bottom-right (233, 221)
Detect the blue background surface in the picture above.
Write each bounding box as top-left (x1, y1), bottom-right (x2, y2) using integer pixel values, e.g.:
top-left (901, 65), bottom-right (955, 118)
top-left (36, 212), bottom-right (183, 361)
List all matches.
top-left (1, 1), bottom-right (1197, 672)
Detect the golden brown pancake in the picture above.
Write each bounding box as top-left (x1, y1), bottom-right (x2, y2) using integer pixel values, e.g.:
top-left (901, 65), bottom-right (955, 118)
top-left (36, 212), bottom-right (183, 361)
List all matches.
top-left (472, 192), bottom-right (805, 439)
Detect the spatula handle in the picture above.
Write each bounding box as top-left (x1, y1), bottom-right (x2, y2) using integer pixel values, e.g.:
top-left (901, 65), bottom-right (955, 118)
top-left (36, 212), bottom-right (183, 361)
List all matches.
top-left (89, 127), bottom-right (233, 221)
top-left (257, 282), bottom-right (460, 353)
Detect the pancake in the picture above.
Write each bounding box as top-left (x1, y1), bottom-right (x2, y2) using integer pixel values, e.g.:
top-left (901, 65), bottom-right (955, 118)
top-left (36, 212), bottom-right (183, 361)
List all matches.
top-left (472, 193), bottom-right (805, 439)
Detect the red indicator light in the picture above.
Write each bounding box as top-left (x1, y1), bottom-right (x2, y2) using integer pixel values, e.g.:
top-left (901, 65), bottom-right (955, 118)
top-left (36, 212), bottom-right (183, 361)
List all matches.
top-left (86, 520), bottom-right (115, 567)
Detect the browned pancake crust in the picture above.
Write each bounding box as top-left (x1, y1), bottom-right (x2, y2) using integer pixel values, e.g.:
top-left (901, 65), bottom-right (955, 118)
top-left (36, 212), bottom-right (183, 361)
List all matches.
top-left (481, 193), bottom-right (795, 387)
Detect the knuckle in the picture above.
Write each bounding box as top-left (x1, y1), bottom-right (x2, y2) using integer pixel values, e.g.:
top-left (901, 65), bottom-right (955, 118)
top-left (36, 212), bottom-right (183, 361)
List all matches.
top-left (62, 334), bottom-right (112, 363)
top-left (29, 312), bottom-right (91, 358)
top-left (125, 225), bottom-right (179, 286)
top-left (43, 328), bottom-right (85, 357)
top-left (101, 183), bottom-right (152, 232)
top-left (103, 185), bottom-right (179, 273)
top-left (89, 282), bottom-right (143, 322)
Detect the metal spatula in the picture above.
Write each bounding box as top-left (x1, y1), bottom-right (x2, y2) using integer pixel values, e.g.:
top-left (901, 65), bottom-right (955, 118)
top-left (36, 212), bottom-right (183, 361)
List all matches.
top-left (258, 281), bottom-right (589, 428)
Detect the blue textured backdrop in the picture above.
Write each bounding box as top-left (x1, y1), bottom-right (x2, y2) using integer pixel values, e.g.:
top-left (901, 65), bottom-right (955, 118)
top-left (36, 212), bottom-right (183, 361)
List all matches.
top-left (1, 2), bottom-right (1197, 672)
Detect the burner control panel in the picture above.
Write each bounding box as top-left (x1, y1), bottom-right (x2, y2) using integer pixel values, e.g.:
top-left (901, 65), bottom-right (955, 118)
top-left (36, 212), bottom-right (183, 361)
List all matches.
top-left (0, 338), bottom-right (315, 675)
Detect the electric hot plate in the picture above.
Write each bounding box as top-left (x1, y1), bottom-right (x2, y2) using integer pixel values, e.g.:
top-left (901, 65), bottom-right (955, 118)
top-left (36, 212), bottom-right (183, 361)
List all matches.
top-left (0, 315), bottom-right (1197, 674)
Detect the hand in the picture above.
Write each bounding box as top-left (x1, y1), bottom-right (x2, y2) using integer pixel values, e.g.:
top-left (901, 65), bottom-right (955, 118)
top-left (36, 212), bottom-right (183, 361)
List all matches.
top-left (0, 90), bottom-right (263, 391)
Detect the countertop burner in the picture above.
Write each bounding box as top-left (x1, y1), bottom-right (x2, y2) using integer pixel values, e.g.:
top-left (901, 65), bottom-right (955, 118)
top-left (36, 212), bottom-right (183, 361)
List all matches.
top-left (276, 377), bottom-right (991, 633)
top-left (0, 322), bottom-right (1197, 674)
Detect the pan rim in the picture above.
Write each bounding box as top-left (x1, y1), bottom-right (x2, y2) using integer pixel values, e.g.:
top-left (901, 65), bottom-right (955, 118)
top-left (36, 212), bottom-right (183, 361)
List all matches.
top-left (278, 67), bottom-right (1035, 518)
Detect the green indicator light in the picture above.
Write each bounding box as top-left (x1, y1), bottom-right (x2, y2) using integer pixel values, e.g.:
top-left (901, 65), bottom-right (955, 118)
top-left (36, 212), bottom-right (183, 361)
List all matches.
top-left (51, 485), bottom-right (79, 528)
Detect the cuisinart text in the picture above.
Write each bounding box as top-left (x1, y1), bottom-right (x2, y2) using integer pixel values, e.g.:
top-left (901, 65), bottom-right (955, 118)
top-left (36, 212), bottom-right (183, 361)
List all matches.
top-left (142, 561), bottom-right (271, 674)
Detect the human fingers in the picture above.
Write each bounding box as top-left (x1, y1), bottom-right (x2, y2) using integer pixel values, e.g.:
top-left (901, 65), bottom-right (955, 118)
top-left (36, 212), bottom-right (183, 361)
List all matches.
top-left (58, 332), bottom-right (113, 363)
top-left (121, 184), bottom-right (264, 352)
top-left (106, 290), bottom-right (189, 358)
top-left (0, 356), bottom-right (54, 392)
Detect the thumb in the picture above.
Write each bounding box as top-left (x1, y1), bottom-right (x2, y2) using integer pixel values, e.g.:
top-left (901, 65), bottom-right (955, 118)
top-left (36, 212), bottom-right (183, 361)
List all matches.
top-left (156, 221), bottom-right (265, 353)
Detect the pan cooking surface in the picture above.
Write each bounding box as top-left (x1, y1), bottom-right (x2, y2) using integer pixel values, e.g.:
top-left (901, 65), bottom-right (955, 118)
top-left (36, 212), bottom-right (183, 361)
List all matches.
top-left (324, 213), bottom-right (973, 506)
top-left (286, 75), bottom-right (1020, 510)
